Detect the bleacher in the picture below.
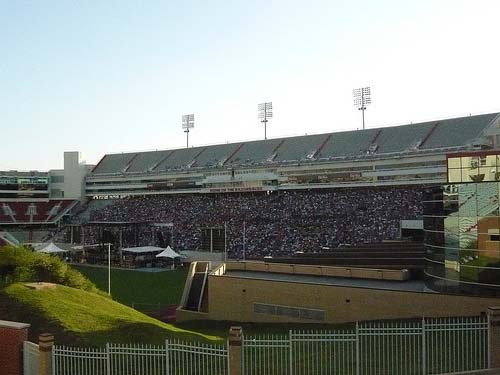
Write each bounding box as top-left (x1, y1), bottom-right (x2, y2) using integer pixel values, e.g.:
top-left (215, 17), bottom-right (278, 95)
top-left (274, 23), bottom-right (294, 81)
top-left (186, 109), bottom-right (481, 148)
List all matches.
top-left (375, 122), bottom-right (435, 154)
top-left (154, 147), bottom-right (203, 171)
top-left (273, 134), bottom-right (326, 162)
top-left (193, 143), bottom-right (240, 167)
top-left (420, 114), bottom-right (497, 149)
top-left (318, 128), bottom-right (379, 158)
top-left (90, 112), bottom-right (499, 175)
top-left (92, 153), bottom-right (136, 174)
top-left (126, 150), bottom-right (169, 173)
top-left (0, 200), bottom-right (77, 224)
top-left (227, 139), bottom-right (282, 165)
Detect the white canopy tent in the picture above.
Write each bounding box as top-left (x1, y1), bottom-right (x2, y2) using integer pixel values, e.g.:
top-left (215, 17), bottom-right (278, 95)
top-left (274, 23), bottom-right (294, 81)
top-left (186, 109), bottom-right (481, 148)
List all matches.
top-left (36, 242), bottom-right (68, 254)
top-left (121, 246), bottom-right (164, 254)
top-left (155, 246), bottom-right (181, 259)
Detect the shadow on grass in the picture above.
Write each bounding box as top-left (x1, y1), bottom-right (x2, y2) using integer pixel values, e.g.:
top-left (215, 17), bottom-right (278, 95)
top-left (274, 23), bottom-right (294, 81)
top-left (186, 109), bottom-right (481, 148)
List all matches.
top-left (0, 290), bottom-right (86, 346)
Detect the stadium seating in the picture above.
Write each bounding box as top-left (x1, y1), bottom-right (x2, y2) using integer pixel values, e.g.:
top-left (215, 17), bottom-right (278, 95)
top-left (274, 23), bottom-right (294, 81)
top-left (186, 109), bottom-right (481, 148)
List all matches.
top-left (0, 200), bottom-right (77, 224)
top-left (318, 128), bottom-right (379, 158)
top-left (89, 113), bottom-right (498, 175)
top-left (375, 122), bottom-right (434, 154)
top-left (126, 150), bottom-right (169, 173)
top-left (92, 153), bottom-right (136, 174)
top-left (273, 134), bottom-right (326, 162)
top-left (84, 186), bottom-right (423, 258)
top-left (420, 113), bottom-right (498, 149)
top-left (154, 147), bottom-right (203, 171)
top-left (192, 143), bottom-right (241, 167)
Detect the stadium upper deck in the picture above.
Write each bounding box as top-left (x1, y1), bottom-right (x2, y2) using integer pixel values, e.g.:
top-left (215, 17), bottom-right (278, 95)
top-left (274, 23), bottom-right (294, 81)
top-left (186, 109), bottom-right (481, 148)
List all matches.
top-left (86, 113), bottom-right (500, 197)
top-left (92, 113), bottom-right (499, 175)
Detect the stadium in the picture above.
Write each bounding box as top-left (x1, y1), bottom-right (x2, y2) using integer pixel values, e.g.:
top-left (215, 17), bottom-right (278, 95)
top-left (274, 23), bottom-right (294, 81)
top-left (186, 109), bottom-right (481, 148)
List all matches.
top-left (2, 112), bottom-right (500, 324)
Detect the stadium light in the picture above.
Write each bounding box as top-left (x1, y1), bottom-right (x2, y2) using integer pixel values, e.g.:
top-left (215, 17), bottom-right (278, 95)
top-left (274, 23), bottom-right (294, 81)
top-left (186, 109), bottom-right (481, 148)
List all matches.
top-left (353, 87), bottom-right (371, 130)
top-left (182, 114), bottom-right (194, 148)
top-left (258, 102), bottom-right (273, 140)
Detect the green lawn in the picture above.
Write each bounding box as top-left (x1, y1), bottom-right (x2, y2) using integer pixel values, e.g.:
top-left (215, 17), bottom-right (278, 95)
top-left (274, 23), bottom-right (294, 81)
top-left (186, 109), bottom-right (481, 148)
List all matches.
top-left (72, 265), bottom-right (188, 307)
top-left (3, 282), bottom-right (221, 346)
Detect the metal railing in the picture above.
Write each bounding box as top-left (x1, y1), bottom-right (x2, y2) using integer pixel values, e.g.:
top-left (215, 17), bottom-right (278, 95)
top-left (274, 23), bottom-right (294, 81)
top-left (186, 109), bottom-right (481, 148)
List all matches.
top-left (52, 340), bottom-right (227, 375)
top-left (242, 316), bottom-right (489, 375)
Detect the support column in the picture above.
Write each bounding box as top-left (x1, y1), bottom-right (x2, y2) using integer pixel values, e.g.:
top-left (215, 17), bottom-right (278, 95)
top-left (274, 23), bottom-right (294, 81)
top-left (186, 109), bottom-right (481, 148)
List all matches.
top-left (0, 320), bottom-right (30, 375)
top-left (228, 326), bottom-right (242, 375)
top-left (38, 333), bottom-right (54, 375)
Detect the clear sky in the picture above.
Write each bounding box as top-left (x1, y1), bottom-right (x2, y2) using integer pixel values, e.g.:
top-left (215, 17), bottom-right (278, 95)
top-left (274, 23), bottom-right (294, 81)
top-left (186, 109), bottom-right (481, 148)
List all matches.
top-left (1, 0), bottom-right (499, 170)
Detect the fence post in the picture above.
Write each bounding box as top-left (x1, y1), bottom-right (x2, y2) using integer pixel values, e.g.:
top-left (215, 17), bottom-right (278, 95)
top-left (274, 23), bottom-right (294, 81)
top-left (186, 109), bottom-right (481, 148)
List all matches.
top-left (38, 333), bottom-right (54, 375)
top-left (289, 330), bottom-right (293, 375)
top-left (228, 326), bottom-right (242, 375)
top-left (106, 343), bottom-right (110, 375)
top-left (165, 340), bottom-right (170, 375)
top-left (422, 317), bottom-right (426, 375)
top-left (355, 321), bottom-right (360, 375)
top-left (488, 306), bottom-right (500, 369)
top-left (0, 320), bottom-right (30, 375)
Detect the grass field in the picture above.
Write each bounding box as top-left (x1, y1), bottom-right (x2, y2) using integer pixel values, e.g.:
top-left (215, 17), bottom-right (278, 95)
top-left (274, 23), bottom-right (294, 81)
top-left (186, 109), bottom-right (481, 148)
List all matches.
top-left (72, 265), bottom-right (188, 307)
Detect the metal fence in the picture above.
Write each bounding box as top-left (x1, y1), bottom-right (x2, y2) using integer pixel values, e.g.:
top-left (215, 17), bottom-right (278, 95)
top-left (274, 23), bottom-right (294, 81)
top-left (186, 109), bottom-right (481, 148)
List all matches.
top-left (23, 341), bottom-right (39, 375)
top-left (49, 315), bottom-right (488, 375)
top-left (243, 315), bottom-right (489, 375)
top-left (52, 340), bottom-right (227, 375)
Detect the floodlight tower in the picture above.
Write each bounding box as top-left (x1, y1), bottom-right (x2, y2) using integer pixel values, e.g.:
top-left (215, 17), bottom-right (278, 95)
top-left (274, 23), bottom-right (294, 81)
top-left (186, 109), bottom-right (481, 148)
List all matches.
top-left (258, 102), bottom-right (273, 140)
top-left (353, 87), bottom-right (371, 130)
top-left (182, 114), bottom-right (194, 148)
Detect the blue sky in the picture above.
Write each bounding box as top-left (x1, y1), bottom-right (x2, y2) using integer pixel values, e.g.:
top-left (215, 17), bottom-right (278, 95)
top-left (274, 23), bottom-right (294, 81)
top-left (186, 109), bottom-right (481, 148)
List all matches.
top-left (1, 0), bottom-right (499, 170)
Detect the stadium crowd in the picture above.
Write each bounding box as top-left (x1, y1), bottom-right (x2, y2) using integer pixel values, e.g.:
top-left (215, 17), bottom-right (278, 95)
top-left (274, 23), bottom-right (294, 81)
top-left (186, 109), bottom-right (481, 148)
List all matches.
top-left (82, 187), bottom-right (423, 258)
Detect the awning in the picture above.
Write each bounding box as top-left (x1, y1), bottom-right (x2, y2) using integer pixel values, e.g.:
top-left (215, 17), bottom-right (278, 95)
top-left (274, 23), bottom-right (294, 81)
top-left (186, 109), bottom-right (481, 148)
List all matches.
top-left (121, 246), bottom-right (164, 254)
top-left (156, 246), bottom-right (181, 259)
top-left (36, 242), bottom-right (68, 254)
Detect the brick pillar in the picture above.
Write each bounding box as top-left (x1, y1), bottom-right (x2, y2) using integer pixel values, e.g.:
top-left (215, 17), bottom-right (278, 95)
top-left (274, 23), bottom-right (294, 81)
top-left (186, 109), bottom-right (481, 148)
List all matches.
top-left (38, 333), bottom-right (54, 375)
top-left (488, 307), bottom-right (500, 369)
top-left (0, 320), bottom-right (30, 375)
top-left (228, 326), bottom-right (242, 375)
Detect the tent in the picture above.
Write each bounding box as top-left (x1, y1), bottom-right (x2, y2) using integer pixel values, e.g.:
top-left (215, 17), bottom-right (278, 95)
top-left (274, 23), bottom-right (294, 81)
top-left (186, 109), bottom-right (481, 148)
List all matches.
top-left (36, 242), bottom-right (67, 254)
top-left (121, 246), bottom-right (164, 254)
top-left (155, 246), bottom-right (181, 259)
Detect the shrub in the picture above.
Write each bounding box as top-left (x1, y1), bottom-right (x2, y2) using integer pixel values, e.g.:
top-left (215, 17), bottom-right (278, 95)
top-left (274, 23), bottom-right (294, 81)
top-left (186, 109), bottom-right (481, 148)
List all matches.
top-left (0, 244), bottom-right (100, 293)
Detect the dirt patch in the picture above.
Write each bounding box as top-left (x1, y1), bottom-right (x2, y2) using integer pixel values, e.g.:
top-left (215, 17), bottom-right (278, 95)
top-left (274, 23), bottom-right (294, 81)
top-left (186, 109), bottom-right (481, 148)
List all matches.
top-left (24, 282), bottom-right (57, 290)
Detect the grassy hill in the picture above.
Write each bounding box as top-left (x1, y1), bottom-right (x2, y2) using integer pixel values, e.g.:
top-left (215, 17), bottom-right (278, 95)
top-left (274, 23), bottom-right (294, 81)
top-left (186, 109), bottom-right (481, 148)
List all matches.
top-left (2, 282), bottom-right (222, 346)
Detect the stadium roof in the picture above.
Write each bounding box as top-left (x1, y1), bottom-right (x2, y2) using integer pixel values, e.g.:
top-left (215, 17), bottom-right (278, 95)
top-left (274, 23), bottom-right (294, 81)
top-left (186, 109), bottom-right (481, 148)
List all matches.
top-left (91, 112), bottom-right (500, 175)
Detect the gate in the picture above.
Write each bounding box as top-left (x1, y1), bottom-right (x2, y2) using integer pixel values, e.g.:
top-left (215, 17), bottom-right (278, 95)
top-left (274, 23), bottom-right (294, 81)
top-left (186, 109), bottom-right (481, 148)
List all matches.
top-left (23, 341), bottom-right (39, 375)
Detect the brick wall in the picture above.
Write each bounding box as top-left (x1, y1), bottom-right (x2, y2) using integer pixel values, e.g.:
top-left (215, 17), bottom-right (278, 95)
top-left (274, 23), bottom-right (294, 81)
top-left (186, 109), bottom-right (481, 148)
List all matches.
top-left (199, 274), bottom-right (500, 323)
top-left (0, 321), bottom-right (30, 375)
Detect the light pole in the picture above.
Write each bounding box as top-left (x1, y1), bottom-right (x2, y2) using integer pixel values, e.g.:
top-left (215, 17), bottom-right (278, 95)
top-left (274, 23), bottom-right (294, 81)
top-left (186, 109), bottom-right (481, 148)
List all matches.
top-left (107, 242), bottom-right (111, 295)
top-left (242, 221), bottom-right (246, 261)
top-left (182, 114), bottom-right (194, 148)
top-left (258, 102), bottom-right (273, 140)
top-left (224, 221), bottom-right (227, 263)
top-left (353, 87), bottom-right (371, 130)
